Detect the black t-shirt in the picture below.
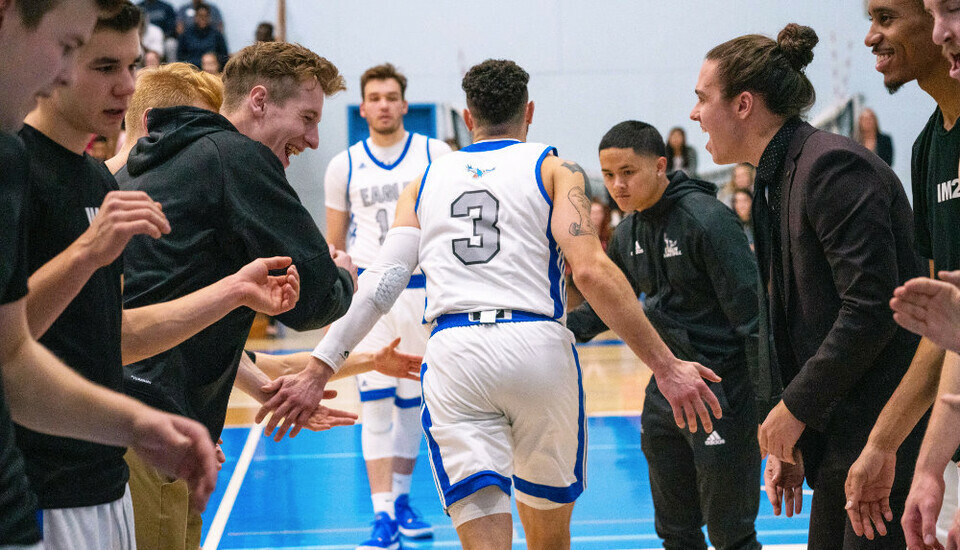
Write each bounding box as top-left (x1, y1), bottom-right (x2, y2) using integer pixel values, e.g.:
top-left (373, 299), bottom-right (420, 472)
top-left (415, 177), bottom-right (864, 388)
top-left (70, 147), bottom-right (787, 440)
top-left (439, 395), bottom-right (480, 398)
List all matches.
top-left (16, 124), bottom-right (127, 509)
top-left (0, 132), bottom-right (42, 544)
top-left (913, 107), bottom-right (960, 270)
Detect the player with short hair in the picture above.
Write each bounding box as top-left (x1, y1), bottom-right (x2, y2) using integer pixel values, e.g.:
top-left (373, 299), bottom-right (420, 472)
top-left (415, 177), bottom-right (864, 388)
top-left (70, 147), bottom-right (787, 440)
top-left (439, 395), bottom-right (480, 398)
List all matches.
top-left (260, 58), bottom-right (723, 550)
top-left (117, 40), bottom-right (358, 550)
top-left (324, 62), bottom-right (450, 550)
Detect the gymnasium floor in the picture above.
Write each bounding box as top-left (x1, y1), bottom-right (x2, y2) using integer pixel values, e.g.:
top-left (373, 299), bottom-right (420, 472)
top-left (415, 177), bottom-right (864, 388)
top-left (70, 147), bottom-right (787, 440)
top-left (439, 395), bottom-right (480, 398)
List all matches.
top-left (200, 329), bottom-right (810, 550)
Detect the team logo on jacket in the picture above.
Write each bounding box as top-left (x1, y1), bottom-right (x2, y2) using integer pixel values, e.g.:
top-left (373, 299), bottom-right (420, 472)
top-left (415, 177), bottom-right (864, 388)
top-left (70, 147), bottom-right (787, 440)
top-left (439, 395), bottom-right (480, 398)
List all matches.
top-left (663, 237), bottom-right (682, 258)
top-left (633, 241), bottom-right (644, 255)
top-left (84, 207), bottom-right (99, 225)
top-left (466, 164), bottom-right (496, 179)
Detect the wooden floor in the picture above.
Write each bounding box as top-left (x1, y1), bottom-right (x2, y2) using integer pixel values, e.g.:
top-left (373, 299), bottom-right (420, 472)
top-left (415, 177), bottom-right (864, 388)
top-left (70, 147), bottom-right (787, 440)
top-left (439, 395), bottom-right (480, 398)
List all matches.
top-left (226, 328), bottom-right (652, 427)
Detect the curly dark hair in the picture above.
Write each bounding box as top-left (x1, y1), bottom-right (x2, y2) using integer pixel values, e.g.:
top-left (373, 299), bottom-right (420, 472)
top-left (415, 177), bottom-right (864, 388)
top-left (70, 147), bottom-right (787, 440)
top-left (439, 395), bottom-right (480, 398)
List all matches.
top-left (461, 59), bottom-right (528, 129)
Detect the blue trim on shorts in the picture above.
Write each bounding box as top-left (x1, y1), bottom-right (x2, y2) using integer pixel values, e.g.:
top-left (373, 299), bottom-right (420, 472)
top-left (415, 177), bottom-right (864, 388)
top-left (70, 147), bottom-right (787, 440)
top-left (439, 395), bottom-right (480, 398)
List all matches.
top-left (420, 362), bottom-right (452, 506)
top-left (421, 364), bottom-right (513, 508)
top-left (394, 396), bottom-right (422, 409)
top-left (357, 268), bottom-right (425, 289)
top-left (430, 310), bottom-right (557, 337)
top-left (512, 344), bottom-right (586, 504)
top-left (36, 508), bottom-right (43, 532)
top-left (359, 387), bottom-right (396, 402)
top-left (446, 471), bottom-right (512, 506)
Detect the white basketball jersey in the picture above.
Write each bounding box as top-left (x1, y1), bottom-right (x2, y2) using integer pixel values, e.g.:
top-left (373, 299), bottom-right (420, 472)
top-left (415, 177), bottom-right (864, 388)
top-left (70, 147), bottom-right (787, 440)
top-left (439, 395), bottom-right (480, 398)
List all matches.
top-left (335, 133), bottom-right (435, 266)
top-left (416, 139), bottom-right (566, 323)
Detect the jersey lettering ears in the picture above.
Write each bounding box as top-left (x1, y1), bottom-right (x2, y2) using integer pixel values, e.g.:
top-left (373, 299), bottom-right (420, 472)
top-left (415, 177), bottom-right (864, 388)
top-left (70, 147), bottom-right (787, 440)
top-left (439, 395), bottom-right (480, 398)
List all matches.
top-left (450, 190), bottom-right (501, 265)
top-left (360, 182), bottom-right (402, 207)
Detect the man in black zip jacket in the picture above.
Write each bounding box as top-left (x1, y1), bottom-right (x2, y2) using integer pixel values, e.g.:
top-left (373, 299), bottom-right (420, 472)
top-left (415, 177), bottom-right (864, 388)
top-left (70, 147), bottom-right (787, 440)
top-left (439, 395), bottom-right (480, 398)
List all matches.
top-left (567, 121), bottom-right (762, 550)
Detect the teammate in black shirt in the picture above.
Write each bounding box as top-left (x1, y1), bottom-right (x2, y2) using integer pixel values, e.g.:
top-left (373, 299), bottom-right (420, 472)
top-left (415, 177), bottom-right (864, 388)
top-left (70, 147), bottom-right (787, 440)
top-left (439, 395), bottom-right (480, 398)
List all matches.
top-left (0, 1), bottom-right (219, 546)
top-left (16, 5), bottom-right (320, 549)
top-left (846, 3), bottom-right (960, 545)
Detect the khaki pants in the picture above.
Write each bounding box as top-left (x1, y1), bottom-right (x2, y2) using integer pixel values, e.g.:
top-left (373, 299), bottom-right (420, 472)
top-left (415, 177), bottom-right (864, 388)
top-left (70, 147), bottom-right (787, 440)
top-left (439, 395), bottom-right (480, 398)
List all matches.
top-left (125, 449), bottom-right (202, 550)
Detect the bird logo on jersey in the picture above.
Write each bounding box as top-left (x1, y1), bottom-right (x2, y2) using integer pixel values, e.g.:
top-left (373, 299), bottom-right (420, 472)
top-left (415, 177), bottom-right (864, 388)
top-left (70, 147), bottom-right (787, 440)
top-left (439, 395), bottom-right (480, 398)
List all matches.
top-left (466, 164), bottom-right (496, 179)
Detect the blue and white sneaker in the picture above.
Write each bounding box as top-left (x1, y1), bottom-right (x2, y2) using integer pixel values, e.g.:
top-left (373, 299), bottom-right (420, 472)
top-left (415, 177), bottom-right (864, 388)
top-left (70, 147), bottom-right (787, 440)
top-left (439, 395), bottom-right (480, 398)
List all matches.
top-left (394, 494), bottom-right (433, 539)
top-left (356, 512), bottom-right (400, 550)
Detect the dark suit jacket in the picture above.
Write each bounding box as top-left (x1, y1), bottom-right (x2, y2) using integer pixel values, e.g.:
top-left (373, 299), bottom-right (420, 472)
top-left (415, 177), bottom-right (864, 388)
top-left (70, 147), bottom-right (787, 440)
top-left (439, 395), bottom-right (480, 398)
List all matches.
top-left (769, 122), bottom-right (923, 479)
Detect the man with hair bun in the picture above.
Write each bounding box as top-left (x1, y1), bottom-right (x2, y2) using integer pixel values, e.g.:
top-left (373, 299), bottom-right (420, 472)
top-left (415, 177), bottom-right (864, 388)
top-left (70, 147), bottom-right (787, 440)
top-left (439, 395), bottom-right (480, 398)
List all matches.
top-left (691, 23), bottom-right (924, 549)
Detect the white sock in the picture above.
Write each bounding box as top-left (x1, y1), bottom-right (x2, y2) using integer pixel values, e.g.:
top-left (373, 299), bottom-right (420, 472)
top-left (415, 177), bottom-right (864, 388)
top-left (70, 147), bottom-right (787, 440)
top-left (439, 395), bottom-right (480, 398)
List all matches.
top-left (372, 492), bottom-right (395, 519)
top-left (392, 472), bottom-right (412, 498)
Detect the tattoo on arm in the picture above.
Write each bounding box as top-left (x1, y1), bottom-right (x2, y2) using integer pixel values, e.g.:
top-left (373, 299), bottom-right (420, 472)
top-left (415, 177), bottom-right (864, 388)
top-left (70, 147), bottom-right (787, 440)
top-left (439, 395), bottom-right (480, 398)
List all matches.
top-left (567, 184), bottom-right (597, 237)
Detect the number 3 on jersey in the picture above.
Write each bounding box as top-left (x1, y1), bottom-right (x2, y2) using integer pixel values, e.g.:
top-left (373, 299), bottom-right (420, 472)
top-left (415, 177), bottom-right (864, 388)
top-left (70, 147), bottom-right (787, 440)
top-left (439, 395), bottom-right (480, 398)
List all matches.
top-left (451, 190), bottom-right (500, 265)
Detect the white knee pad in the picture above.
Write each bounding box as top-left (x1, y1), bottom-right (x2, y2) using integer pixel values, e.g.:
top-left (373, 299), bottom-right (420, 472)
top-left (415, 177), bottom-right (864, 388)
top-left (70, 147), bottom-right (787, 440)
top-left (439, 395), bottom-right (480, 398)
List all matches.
top-left (361, 398), bottom-right (395, 461)
top-left (447, 485), bottom-right (512, 528)
top-left (515, 490), bottom-right (567, 511)
top-left (393, 404), bottom-right (423, 460)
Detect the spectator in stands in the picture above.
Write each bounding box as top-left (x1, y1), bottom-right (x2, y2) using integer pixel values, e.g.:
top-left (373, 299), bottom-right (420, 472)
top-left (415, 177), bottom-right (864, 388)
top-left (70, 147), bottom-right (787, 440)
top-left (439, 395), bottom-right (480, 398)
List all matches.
top-left (255, 21), bottom-right (275, 42)
top-left (732, 188), bottom-right (755, 251)
top-left (177, 4), bottom-right (227, 69)
top-left (138, 0), bottom-right (176, 37)
top-left (142, 49), bottom-right (162, 69)
top-left (200, 51), bottom-right (220, 74)
top-left (856, 107), bottom-right (894, 166)
top-left (665, 126), bottom-right (698, 177)
top-left (140, 15), bottom-right (164, 59)
top-left (717, 162), bottom-right (756, 206)
top-left (176, 0), bottom-right (222, 35)
top-left (591, 199), bottom-right (614, 250)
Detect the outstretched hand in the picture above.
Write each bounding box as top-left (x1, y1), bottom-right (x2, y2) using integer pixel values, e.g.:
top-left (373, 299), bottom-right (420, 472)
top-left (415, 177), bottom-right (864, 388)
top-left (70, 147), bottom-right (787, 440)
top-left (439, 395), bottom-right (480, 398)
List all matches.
top-left (653, 359), bottom-right (722, 433)
top-left (891, 271), bottom-right (960, 353)
top-left (234, 257), bottom-right (300, 316)
top-left (765, 450), bottom-right (804, 517)
top-left (255, 357), bottom-right (336, 441)
top-left (902, 467), bottom-right (947, 550)
top-left (373, 338), bottom-right (422, 381)
top-left (845, 443), bottom-right (896, 539)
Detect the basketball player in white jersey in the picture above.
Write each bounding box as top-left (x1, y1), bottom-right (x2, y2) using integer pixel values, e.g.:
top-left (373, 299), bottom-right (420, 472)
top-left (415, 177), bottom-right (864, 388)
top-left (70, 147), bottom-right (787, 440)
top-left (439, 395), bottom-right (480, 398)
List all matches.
top-left (324, 63), bottom-right (450, 549)
top-left (259, 59), bottom-right (722, 550)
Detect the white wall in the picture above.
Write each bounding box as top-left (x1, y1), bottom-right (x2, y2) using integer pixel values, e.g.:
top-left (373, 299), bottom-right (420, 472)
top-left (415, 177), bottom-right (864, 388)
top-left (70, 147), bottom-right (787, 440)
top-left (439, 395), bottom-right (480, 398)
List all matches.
top-left (212, 0), bottom-right (936, 225)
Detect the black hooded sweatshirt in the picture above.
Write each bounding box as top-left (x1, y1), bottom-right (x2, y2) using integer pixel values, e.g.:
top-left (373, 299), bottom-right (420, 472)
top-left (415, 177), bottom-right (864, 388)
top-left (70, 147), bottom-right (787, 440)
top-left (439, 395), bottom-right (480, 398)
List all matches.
top-left (117, 106), bottom-right (352, 440)
top-left (568, 171), bottom-right (760, 377)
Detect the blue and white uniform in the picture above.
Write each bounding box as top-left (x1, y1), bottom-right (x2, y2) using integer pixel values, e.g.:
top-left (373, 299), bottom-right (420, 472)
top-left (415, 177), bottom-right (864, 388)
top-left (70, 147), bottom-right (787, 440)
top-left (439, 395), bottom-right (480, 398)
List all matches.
top-left (415, 139), bottom-right (587, 510)
top-left (325, 132), bottom-right (450, 418)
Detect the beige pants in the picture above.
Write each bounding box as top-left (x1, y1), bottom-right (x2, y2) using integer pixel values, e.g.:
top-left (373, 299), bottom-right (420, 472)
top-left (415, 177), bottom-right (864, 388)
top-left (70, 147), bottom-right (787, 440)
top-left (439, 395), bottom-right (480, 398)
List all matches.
top-left (125, 449), bottom-right (202, 550)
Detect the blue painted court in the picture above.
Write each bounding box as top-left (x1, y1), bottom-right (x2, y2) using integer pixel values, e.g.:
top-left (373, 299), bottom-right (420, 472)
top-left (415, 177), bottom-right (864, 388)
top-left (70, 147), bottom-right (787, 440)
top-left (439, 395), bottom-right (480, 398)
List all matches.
top-left (200, 416), bottom-right (810, 549)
